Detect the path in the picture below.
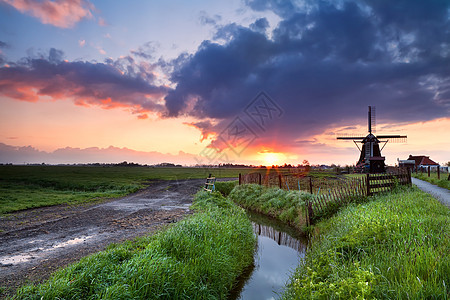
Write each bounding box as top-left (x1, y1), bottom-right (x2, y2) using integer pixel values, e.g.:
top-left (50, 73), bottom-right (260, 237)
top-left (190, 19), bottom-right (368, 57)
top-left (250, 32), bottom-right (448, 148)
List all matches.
top-left (0, 178), bottom-right (207, 297)
top-left (411, 177), bottom-right (450, 208)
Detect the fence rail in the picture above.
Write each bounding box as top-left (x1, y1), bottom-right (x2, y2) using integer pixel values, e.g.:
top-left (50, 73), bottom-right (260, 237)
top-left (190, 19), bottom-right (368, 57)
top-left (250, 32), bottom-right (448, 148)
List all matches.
top-left (238, 168), bottom-right (411, 225)
top-left (204, 174), bottom-right (216, 192)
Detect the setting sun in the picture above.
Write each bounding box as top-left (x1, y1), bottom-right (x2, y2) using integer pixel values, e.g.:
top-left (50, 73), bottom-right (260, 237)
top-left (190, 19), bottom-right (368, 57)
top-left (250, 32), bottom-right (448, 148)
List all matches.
top-left (260, 152), bottom-right (286, 166)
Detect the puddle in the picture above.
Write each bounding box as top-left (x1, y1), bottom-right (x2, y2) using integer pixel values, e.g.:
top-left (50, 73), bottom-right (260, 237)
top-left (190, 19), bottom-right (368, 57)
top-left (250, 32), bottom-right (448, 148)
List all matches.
top-left (231, 212), bottom-right (307, 300)
top-left (0, 254), bottom-right (34, 266)
top-left (0, 235), bottom-right (94, 266)
top-left (47, 236), bottom-right (93, 250)
top-left (160, 204), bottom-right (191, 211)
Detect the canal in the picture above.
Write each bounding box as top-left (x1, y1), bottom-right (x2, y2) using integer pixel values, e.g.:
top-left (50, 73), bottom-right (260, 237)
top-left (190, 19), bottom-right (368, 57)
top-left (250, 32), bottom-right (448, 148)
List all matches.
top-left (231, 212), bottom-right (308, 300)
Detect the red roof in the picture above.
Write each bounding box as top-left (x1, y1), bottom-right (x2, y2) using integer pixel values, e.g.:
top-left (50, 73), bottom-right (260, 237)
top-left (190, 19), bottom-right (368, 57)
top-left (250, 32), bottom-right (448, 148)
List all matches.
top-left (407, 155), bottom-right (439, 166)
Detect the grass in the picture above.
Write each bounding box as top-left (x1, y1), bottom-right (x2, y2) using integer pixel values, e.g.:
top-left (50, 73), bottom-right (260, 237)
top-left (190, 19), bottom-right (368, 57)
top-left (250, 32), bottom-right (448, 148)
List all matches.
top-left (228, 184), bottom-right (313, 230)
top-left (214, 180), bottom-right (238, 196)
top-left (282, 186), bottom-right (450, 299)
top-left (14, 190), bottom-right (256, 299)
top-left (0, 165), bottom-right (254, 214)
top-left (412, 172), bottom-right (450, 190)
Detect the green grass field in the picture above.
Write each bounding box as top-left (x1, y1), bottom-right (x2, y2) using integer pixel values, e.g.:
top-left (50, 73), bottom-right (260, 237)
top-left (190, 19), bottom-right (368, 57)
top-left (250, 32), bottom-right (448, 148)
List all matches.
top-left (15, 191), bottom-right (256, 299)
top-left (282, 186), bottom-right (450, 299)
top-left (0, 165), bottom-right (254, 214)
top-left (0, 165), bottom-right (337, 215)
top-left (412, 171), bottom-right (450, 190)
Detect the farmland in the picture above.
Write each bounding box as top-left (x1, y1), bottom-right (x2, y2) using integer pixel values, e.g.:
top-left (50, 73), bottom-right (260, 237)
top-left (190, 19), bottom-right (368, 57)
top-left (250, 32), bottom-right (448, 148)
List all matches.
top-left (2, 165), bottom-right (449, 299)
top-left (0, 165), bottom-right (255, 214)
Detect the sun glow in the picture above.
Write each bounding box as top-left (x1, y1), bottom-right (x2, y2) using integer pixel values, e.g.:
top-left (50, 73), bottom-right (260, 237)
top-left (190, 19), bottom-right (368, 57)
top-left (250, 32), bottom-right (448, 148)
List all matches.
top-left (260, 152), bottom-right (286, 166)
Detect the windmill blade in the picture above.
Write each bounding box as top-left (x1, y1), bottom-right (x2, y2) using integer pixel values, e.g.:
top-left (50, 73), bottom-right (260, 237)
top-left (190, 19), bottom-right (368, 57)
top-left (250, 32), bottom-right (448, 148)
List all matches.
top-left (377, 135), bottom-right (407, 143)
top-left (371, 106), bottom-right (376, 133)
top-left (336, 136), bottom-right (366, 140)
top-left (376, 135), bottom-right (407, 138)
top-left (336, 133), bottom-right (366, 140)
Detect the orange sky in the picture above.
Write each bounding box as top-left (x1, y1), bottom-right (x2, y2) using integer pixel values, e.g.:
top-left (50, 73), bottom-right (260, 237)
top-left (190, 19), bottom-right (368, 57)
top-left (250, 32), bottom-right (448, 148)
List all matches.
top-left (1, 97), bottom-right (448, 166)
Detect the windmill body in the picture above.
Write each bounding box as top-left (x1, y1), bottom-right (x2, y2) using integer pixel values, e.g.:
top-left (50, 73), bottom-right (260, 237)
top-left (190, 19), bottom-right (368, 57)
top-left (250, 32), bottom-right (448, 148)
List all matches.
top-left (337, 106), bottom-right (407, 173)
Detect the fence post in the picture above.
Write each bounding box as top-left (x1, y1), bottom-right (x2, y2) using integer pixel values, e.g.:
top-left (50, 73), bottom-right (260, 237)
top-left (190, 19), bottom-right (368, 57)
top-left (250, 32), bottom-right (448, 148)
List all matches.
top-left (407, 168), bottom-right (411, 185)
top-left (258, 173), bottom-right (262, 185)
top-left (437, 166), bottom-right (440, 180)
top-left (428, 166), bottom-right (430, 177)
top-left (309, 177), bottom-right (313, 194)
top-left (305, 200), bottom-right (310, 226)
top-left (366, 173), bottom-right (370, 196)
top-left (239, 173), bottom-right (242, 185)
top-left (308, 201), bottom-right (314, 226)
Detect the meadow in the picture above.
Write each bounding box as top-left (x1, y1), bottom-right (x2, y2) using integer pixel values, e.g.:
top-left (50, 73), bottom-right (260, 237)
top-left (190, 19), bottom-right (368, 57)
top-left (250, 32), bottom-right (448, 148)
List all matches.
top-left (0, 165), bottom-right (337, 214)
top-left (0, 165), bottom-right (252, 214)
top-left (14, 191), bottom-right (256, 299)
top-left (5, 164), bottom-right (447, 299)
top-left (282, 186), bottom-right (449, 299)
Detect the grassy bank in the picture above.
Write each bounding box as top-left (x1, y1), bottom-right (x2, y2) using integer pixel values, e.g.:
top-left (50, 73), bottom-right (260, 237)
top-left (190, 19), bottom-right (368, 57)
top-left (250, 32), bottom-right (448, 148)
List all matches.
top-left (229, 184), bottom-right (313, 230)
top-left (412, 172), bottom-right (450, 190)
top-left (283, 186), bottom-right (449, 299)
top-left (14, 191), bottom-right (256, 299)
top-left (0, 165), bottom-right (252, 214)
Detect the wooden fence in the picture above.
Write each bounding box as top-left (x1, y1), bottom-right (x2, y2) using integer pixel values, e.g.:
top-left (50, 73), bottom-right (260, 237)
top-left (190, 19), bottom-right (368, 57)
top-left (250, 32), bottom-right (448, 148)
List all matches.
top-left (204, 174), bottom-right (216, 192)
top-left (238, 168), bottom-right (411, 225)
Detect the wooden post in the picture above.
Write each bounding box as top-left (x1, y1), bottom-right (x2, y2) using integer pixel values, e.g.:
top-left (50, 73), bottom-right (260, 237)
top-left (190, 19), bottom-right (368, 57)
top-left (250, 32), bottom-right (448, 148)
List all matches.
top-left (407, 168), bottom-right (411, 185)
top-left (278, 174), bottom-right (282, 189)
top-left (308, 201), bottom-right (314, 225)
top-left (428, 166), bottom-right (430, 177)
top-left (258, 173), bottom-right (262, 185)
top-left (239, 173), bottom-right (242, 185)
top-left (309, 177), bottom-right (313, 194)
top-left (305, 200), bottom-right (310, 226)
top-left (437, 166), bottom-right (440, 180)
top-left (366, 173), bottom-right (370, 196)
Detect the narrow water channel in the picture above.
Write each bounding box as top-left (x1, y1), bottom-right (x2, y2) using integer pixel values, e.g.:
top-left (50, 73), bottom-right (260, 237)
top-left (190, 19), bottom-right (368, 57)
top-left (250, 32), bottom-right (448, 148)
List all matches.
top-left (231, 212), bottom-right (308, 300)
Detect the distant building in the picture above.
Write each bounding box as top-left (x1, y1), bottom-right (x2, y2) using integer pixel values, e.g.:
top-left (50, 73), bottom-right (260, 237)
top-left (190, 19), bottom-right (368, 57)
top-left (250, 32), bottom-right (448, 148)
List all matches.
top-left (402, 155), bottom-right (439, 171)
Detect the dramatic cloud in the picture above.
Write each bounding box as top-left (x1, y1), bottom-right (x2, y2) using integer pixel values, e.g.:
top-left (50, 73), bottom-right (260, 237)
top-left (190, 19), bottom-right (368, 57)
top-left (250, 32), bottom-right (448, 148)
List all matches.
top-left (183, 120), bottom-right (216, 142)
top-left (0, 48), bottom-right (168, 116)
top-left (165, 0), bottom-right (450, 151)
top-left (1, 0), bottom-right (95, 28)
top-left (0, 41), bottom-right (7, 64)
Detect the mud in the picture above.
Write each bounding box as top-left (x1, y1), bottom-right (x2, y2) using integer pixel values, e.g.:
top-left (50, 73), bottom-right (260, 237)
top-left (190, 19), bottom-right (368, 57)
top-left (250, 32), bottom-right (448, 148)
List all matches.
top-left (0, 178), bottom-right (210, 297)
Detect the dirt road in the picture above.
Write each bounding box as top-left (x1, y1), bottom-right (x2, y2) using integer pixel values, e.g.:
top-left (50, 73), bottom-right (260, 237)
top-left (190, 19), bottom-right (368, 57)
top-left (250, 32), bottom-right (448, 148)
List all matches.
top-left (412, 177), bottom-right (450, 208)
top-left (0, 178), bottom-right (207, 297)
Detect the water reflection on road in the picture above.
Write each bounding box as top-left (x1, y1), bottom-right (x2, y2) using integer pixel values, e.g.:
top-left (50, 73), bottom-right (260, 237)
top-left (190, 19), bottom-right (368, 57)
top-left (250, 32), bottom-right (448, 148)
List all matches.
top-left (232, 212), bottom-right (307, 300)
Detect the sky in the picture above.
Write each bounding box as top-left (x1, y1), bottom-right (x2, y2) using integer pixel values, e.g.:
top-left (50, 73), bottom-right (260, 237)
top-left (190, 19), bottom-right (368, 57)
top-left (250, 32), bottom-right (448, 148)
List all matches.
top-left (0, 0), bottom-right (449, 166)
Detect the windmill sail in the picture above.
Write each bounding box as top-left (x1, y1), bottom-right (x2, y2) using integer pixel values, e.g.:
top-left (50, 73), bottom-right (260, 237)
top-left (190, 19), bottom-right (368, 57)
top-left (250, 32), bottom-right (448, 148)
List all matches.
top-left (336, 106), bottom-right (407, 173)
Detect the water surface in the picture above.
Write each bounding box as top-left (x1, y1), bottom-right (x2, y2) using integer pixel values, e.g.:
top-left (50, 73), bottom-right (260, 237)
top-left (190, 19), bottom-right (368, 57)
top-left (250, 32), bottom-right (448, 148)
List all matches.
top-left (232, 212), bottom-right (307, 300)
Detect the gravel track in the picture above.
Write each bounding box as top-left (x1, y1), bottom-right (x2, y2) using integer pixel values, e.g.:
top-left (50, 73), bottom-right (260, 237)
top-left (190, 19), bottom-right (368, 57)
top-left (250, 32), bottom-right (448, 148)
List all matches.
top-left (411, 177), bottom-right (450, 208)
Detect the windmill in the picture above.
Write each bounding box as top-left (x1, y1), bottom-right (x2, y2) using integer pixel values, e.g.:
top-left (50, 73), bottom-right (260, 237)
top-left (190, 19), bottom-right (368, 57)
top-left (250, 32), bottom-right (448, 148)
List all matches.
top-left (337, 106), bottom-right (407, 173)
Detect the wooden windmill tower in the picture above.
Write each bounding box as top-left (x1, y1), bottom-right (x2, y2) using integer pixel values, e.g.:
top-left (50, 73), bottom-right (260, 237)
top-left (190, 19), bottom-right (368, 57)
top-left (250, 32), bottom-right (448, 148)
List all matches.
top-left (337, 106), bottom-right (407, 173)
